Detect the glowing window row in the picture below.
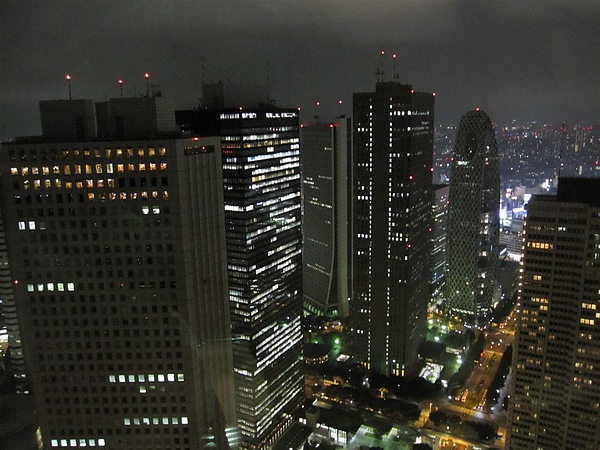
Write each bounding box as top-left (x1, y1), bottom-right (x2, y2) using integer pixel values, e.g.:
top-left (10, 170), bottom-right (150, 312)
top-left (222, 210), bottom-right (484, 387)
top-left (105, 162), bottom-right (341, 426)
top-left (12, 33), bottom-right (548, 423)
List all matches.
top-left (20, 177), bottom-right (166, 191)
top-left (18, 220), bottom-right (43, 230)
top-left (527, 241), bottom-right (554, 250)
top-left (16, 190), bottom-right (169, 202)
top-left (84, 191), bottom-right (169, 202)
top-left (27, 282), bottom-right (75, 292)
top-left (141, 206), bottom-right (161, 215)
top-left (12, 147), bottom-right (167, 162)
top-left (50, 438), bottom-right (105, 447)
top-left (108, 373), bottom-right (184, 383)
top-left (123, 416), bottom-right (189, 426)
top-left (11, 162), bottom-right (167, 177)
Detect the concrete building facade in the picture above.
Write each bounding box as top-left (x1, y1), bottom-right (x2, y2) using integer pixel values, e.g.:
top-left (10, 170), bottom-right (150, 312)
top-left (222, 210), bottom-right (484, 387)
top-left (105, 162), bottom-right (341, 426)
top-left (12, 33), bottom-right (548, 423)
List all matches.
top-left (301, 117), bottom-right (352, 317)
top-left (0, 98), bottom-right (238, 449)
top-left (507, 178), bottom-right (600, 449)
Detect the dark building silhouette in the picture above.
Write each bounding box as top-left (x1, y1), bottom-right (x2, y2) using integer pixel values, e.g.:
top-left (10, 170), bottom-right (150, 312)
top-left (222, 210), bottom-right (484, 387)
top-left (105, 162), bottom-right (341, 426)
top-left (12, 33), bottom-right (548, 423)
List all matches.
top-left (0, 209), bottom-right (29, 393)
top-left (301, 117), bottom-right (352, 317)
top-left (0, 393), bottom-right (41, 450)
top-left (350, 81), bottom-right (434, 375)
top-left (177, 87), bottom-right (303, 449)
top-left (0, 97), bottom-right (238, 449)
top-left (446, 110), bottom-right (500, 325)
top-left (507, 177), bottom-right (600, 449)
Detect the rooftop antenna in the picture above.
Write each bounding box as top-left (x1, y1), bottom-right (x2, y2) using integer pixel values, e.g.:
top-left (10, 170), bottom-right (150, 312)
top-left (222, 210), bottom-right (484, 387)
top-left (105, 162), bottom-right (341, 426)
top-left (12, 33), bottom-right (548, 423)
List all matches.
top-left (266, 61), bottom-right (271, 100)
top-left (338, 99), bottom-right (343, 116)
top-left (144, 72), bottom-right (150, 97)
top-left (376, 50), bottom-right (385, 83)
top-left (392, 53), bottom-right (400, 81)
top-left (65, 74), bottom-right (72, 100)
top-left (557, 121), bottom-right (566, 178)
top-left (197, 56), bottom-right (205, 108)
top-left (118, 79), bottom-right (124, 98)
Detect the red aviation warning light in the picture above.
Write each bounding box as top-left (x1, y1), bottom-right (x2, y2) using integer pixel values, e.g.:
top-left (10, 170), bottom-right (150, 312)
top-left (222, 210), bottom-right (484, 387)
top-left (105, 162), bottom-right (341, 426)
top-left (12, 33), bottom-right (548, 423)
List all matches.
top-left (118, 79), bottom-right (124, 98)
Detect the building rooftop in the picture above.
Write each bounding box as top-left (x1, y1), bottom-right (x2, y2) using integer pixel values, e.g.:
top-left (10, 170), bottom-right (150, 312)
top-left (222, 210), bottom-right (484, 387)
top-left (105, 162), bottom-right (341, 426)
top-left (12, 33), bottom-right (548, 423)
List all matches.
top-left (557, 177), bottom-right (600, 206)
top-left (530, 177), bottom-right (600, 208)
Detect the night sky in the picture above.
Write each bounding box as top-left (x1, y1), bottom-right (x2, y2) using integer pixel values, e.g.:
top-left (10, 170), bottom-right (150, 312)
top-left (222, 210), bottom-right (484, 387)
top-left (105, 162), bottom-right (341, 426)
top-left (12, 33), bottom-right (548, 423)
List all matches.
top-left (1, 0), bottom-right (598, 139)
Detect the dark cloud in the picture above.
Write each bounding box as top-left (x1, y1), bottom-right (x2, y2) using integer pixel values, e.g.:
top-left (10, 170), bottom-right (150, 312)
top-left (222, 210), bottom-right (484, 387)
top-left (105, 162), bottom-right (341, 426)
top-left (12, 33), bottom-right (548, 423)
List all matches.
top-left (1, 0), bottom-right (598, 138)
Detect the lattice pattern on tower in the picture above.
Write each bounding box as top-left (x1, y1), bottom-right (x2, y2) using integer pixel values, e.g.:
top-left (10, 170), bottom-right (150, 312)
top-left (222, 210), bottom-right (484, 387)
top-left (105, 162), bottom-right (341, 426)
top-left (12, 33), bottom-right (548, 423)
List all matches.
top-left (446, 110), bottom-right (500, 324)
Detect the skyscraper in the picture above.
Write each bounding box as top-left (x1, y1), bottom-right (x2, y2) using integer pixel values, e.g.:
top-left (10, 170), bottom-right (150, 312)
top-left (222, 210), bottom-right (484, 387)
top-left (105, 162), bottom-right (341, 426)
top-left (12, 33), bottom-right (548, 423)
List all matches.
top-left (507, 177), bottom-right (600, 449)
top-left (0, 97), bottom-right (238, 449)
top-left (446, 109), bottom-right (500, 325)
top-left (431, 184), bottom-right (450, 297)
top-left (0, 210), bottom-right (29, 393)
top-left (301, 117), bottom-right (352, 317)
top-left (177, 90), bottom-right (304, 449)
top-left (351, 81), bottom-right (434, 375)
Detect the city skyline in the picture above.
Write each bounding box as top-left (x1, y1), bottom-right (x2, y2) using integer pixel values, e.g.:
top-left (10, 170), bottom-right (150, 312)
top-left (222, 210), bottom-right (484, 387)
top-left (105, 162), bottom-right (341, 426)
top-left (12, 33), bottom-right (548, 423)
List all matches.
top-left (0, 80), bottom-right (597, 450)
top-left (0, 3), bottom-right (599, 448)
top-left (1, 1), bottom-right (599, 140)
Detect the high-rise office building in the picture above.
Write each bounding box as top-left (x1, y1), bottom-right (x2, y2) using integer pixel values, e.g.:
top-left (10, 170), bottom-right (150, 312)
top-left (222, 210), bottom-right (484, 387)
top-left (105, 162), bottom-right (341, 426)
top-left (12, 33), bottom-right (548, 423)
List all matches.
top-left (301, 117), bottom-right (352, 317)
top-left (177, 88), bottom-right (304, 449)
top-left (0, 210), bottom-right (29, 393)
top-left (431, 184), bottom-right (449, 298)
top-left (446, 109), bottom-right (500, 325)
top-left (351, 81), bottom-right (434, 375)
top-left (507, 177), bottom-right (600, 449)
top-left (0, 97), bottom-right (238, 449)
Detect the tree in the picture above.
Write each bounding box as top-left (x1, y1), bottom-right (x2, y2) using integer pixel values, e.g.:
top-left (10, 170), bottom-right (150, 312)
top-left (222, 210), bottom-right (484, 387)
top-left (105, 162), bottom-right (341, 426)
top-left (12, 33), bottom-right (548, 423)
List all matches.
top-left (429, 410), bottom-right (447, 426)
